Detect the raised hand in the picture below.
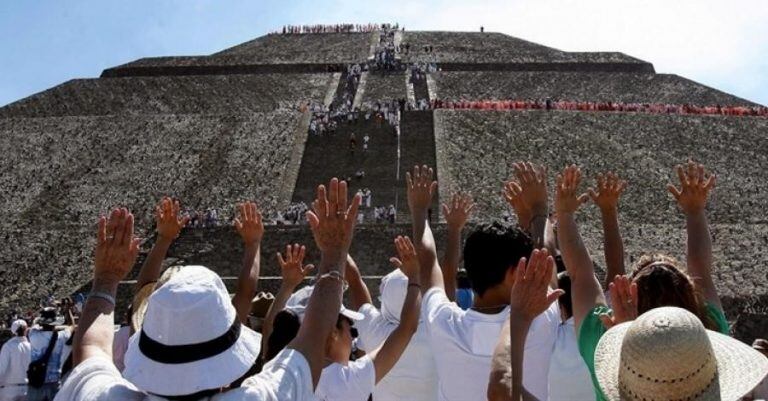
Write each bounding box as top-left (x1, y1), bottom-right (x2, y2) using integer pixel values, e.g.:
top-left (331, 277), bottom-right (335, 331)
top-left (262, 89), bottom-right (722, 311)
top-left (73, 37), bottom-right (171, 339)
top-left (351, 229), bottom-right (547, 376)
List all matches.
top-left (95, 208), bottom-right (141, 285)
top-left (509, 248), bottom-right (564, 322)
top-left (503, 180), bottom-right (530, 228)
top-left (588, 172), bottom-right (627, 212)
top-left (406, 165), bottom-right (437, 217)
top-left (442, 192), bottom-right (475, 231)
top-left (599, 275), bottom-right (638, 329)
top-left (394, 236), bottom-right (420, 280)
top-left (555, 165), bottom-right (589, 215)
top-left (667, 160), bottom-right (716, 215)
top-left (511, 161), bottom-right (548, 215)
top-left (306, 178), bottom-right (361, 259)
top-left (277, 244), bottom-right (314, 289)
top-left (234, 201), bottom-right (264, 245)
top-left (154, 197), bottom-right (189, 240)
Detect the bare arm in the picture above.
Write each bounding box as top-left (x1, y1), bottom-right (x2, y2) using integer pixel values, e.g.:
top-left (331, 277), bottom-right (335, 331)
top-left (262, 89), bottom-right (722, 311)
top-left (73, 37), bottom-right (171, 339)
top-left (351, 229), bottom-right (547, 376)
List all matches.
top-left (135, 197), bottom-right (188, 290)
top-left (555, 166), bottom-right (606, 333)
top-left (406, 165), bottom-right (444, 293)
top-left (231, 202), bottom-right (264, 324)
top-left (488, 320), bottom-right (513, 401)
top-left (288, 178), bottom-right (361, 388)
top-left (262, 244), bottom-right (314, 357)
top-left (75, 208), bottom-right (141, 366)
top-left (668, 161), bottom-right (720, 309)
top-left (588, 172), bottom-right (628, 289)
top-left (370, 236), bottom-right (421, 383)
top-left (345, 255), bottom-right (373, 311)
top-left (441, 193), bottom-right (474, 301)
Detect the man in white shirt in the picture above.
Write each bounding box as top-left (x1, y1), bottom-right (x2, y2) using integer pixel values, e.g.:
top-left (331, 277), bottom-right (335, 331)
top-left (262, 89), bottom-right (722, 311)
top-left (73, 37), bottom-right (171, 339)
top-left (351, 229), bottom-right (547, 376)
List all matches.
top-left (0, 319), bottom-right (31, 401)
top-left (54, 178), bottom-right (363, 401)
top-left (313, 237), bottom-right (423, 401)
top-left (405, 164), bottom-right (559, 401)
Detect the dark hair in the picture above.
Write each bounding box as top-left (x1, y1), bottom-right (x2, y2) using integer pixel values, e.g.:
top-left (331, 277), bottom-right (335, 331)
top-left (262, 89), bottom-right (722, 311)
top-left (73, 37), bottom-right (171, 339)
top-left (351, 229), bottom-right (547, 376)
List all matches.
top-left (265, 309), bottom-right (300, 362)
top-left (456, 269), bottom-right (472, 289)
top-left (557, 271), bottom-right (573, 319)
top-left (630, 254), bottom-right (715, 330)
top-left (15, 325), bottom-right (25, 337)
top-left (463, 222), bottom-right (534, 296)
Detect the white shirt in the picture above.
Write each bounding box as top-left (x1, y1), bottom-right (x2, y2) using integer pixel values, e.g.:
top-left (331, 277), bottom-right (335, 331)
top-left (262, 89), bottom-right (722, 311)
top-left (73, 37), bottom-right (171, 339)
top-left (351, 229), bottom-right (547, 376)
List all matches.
top-left (356, 304), bottom-right (438, 401)
top-left (547, 318), bottom-right (594, 401)
top-left (53, 348), bottom-right (313, 401)
top-left (315, 356), bottom-right (375, 401)
top-left (0, 337), bottom-right (32, 385)
top-left (29, 328), bottom-right (72, 384)
top-left (422, 288), bottom-right (559, 401)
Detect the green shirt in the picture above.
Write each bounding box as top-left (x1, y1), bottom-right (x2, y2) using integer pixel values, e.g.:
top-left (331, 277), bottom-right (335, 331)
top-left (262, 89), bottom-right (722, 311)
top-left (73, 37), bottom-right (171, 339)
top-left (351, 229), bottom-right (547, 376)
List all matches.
top-left (576, 303), bottom-right (728, 401)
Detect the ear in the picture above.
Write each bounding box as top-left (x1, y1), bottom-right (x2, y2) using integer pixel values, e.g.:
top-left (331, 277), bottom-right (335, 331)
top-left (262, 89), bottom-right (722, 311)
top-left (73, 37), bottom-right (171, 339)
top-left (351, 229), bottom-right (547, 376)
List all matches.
top-left (504, 264), bottom-right (517, 287)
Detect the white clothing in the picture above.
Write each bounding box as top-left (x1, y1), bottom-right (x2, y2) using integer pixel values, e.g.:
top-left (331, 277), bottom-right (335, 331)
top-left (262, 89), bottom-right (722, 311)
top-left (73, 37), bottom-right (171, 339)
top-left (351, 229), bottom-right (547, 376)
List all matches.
top-left (315, 356), bottom-right (375, 401)
top-left (356, 304), bottom-right (438, 401)
top-left (422, 288), bottom-right (559, 401)
top-left (29, 328), bottom-right (71, 384)
top-left (0, 385), bottom-right (27, 401)
top-left (111, 326), bottom-right (130, 372)
top-left (547, 318), bottom-right (594, 401)
top-left (0, 337), bottom-right (31, 385)
top-left (53, 348), bottom-right (313, 401)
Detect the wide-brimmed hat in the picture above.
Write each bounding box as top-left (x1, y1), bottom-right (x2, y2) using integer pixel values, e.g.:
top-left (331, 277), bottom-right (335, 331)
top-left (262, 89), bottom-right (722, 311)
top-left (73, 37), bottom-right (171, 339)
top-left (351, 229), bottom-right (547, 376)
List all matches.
top-left (286, 285), bottom-right (363, 322)
top-left (35, 307), bottom-right (64, 326)
top-left (123, 266), bottom-right (261, 397)
top-left (595, 307), bottom-right (768, 401)
top-left (130, 265), bottom-right (184, 333)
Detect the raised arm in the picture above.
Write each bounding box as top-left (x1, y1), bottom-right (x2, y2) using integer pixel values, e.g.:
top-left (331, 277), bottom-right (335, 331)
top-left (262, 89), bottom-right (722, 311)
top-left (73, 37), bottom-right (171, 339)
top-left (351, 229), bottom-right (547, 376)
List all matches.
top-left (441, 192), bottom-right (474, 301)
top-left (231, 202), bottom-right (264, 324)
top-left (488, 249), bottom-right (563, 401)
top-left (504, 162), bottom-right (548, 248)
top-left (135, 197), bottom-right (188, 290)
top-left (289, 178), bottom-right (361, 388)
top-left (587, 172), bottom-right (628, 289)
top-left (369, 236), bottom-right (422, 383)
top-left (74, 208), bottom-right (141, 366)
top-left (345, 254), bottom-right (373, 311)
top-left (554, 165), bottom-right (605, 332)
top-left (667, 160), bottom-right (720, 309)
top-left (261, 244), bottom-right (314, 357)
top-left (406, 165), bottom-right (443, 293)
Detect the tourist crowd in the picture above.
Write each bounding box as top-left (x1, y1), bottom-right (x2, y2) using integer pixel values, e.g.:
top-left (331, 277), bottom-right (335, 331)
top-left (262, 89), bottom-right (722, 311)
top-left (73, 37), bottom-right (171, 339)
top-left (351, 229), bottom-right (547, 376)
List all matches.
top-left (3, 158), bottom-right (768, 401)
top-left (275, 23), bottom-right (400, 35)
top-left (428, 98), bottom-right (768, 117)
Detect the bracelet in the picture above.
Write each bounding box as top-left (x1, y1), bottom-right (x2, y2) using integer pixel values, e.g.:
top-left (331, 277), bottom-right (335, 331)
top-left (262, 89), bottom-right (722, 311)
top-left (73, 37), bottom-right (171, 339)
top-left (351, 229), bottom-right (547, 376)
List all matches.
top-left (88, 291), bottom-right (116, 306)
top-left (319, 271), bottom-right (345, 283)
top-left (408, 283), bottom-right (421, 289)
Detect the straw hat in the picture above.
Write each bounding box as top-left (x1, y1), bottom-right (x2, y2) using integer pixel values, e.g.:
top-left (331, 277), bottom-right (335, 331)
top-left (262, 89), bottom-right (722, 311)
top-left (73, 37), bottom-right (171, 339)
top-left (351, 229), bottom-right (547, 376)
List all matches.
top-left (595, 307), bottom-right (768, 401)
top-left (123, 266), bottom-right (261, 397)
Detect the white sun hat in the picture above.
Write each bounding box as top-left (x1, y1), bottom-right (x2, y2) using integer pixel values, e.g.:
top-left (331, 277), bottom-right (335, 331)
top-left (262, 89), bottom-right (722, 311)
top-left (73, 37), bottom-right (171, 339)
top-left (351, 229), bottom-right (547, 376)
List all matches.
top-left (10, 319), bottom-right (27, 334)
top-left (379, 269), bottom-right (409, 323)
top-left (123, 265), bottom-right (262, 397)
top-left (595, 306), bottom-right (768, 401)
top-left (286, 285), bottom-right (363, 322)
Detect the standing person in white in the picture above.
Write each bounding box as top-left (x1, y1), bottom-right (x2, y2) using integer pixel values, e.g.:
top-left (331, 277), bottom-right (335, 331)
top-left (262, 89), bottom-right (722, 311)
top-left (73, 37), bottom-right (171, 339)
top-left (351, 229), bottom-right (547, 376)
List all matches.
top-left (28, 308), bottom-right (72, 401)
top-left (406, 164), bottom-right (560, 401)
top-left (0, 319), bottom-right (31, 401)
top-left (314, 236), bottom-right (423, 401)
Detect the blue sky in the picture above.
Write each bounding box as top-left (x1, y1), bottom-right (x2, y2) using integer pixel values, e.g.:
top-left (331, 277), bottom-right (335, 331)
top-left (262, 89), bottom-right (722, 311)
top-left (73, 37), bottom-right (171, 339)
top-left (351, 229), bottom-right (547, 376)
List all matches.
top-left (1, 0), bottom-right (766, 106)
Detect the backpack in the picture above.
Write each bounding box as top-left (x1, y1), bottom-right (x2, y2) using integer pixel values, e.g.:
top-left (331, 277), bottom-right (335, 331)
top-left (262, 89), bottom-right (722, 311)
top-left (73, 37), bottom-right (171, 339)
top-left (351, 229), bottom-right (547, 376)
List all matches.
top-left (27, 331), bottom-right (58, 388)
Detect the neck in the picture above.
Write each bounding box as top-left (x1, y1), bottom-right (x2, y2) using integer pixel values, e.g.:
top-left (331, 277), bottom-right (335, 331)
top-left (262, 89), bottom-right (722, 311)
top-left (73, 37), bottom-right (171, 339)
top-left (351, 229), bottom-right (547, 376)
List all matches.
top-left (472, 291), bottom-right (509, 314)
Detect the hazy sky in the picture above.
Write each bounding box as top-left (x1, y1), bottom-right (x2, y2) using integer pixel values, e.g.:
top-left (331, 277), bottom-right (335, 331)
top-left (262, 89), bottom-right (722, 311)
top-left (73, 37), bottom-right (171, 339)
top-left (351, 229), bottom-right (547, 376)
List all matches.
top-left (1, 0), bottom-right (766, 106)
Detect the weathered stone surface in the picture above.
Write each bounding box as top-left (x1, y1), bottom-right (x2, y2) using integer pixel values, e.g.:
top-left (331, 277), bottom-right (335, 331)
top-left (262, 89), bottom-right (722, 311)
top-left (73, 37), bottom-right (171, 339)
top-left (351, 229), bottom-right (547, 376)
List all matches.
top-left (0, 74), bottom-right (335, 117)
top-left (361, 72), bottom-right (408, 104)
top-left (432, 72), bottom-right (756, 106)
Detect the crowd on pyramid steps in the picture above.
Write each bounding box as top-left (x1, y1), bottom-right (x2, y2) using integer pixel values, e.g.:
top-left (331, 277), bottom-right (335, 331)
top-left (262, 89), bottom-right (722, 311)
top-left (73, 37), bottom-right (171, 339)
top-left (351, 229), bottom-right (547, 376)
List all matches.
top-left (3, 155), bottom-right (768, 401)
top-left (428, 98), bottom-right (768, 117)
top-left (306, 98), bottom-right (404, 138)
top-left (272, 23), bottom-right (402, 35)
top-left (372, 27), bottom-right (399, 72)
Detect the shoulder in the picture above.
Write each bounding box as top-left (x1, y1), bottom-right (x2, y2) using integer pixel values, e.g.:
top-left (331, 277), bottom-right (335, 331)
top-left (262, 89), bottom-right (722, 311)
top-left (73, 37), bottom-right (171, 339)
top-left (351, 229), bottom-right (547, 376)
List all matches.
top-left (57, 357), bottom-right (143, 401)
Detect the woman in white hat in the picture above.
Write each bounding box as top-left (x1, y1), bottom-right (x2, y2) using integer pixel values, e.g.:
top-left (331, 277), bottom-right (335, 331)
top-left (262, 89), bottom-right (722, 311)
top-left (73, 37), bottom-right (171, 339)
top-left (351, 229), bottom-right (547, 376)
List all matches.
top-left (0, 319), bottom-right (31, 401)
top-left (554, 162), bottom-right (734, 400)
top-left (56, 177), bottom-right (363, 401)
